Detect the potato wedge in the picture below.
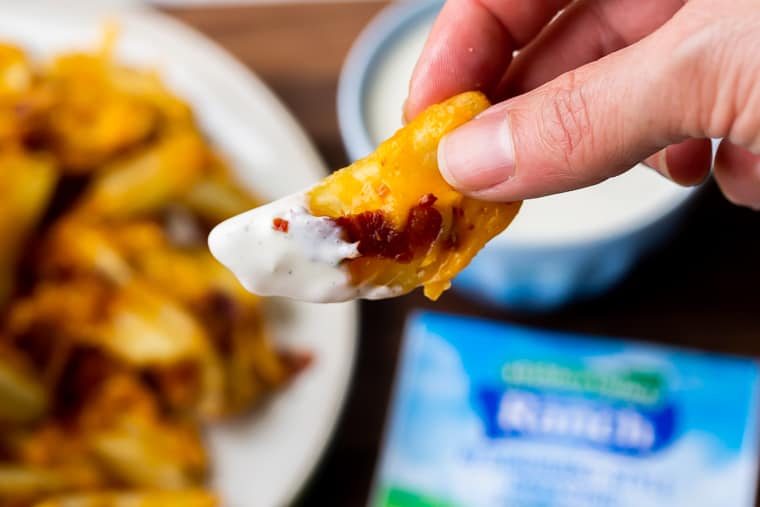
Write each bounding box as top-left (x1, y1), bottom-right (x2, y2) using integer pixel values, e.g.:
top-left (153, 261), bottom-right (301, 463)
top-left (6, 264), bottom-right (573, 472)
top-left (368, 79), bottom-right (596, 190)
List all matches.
top-left (0, 149), bottom-right (57, 304)
top-left (307, 91), bottom-right (521, 299)
top-left (34, 490), bottom-right (217, 507)
top-left (0, 466), bottom-right (99, 503)
top-left (76, 129), bottom-right (207, 219)
top-left (0, 345), bottom-right (48, 424)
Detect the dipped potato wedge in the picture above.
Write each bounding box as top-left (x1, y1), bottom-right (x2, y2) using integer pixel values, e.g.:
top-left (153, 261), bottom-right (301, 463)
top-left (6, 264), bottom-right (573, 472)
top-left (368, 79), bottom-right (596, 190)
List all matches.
top-left (211, 91), bottom-right (521, 302)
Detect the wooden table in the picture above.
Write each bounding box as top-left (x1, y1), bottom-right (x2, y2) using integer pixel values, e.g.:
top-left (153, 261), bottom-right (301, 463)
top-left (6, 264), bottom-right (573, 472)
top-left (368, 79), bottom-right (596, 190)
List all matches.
top-left (166, 3), bottom-right (760, 506)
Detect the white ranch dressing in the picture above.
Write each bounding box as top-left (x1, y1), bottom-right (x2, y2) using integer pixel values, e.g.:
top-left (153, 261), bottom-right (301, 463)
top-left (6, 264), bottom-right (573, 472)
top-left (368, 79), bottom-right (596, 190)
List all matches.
top-left (208, 192), bottom-right (403, 302)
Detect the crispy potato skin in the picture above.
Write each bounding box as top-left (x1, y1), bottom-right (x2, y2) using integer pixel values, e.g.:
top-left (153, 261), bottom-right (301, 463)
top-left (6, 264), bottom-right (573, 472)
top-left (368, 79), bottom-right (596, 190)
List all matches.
top-left (309, 92), bottom-right (521, 299)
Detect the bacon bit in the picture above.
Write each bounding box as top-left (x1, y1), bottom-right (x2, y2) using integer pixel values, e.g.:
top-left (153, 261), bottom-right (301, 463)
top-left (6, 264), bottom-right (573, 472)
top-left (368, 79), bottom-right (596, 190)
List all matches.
top-left (334, 198), bottom-right (443, 263)
top-left (200, 291), bottom-right (240, 355)
top-left (418, 193), bottom-right (437, 207)
top-left (407, 205), bottom-right (442, 249)
top-left (277, 349), bottom-right (314, 375)
top-left (335, 211), bottom-right (412, 262)
top-left (149, 360), bottom-right (201, 409)
top-left (377, 183), bottom-right (390, 197)
top-left (272, 218), bottom-right (289, 233)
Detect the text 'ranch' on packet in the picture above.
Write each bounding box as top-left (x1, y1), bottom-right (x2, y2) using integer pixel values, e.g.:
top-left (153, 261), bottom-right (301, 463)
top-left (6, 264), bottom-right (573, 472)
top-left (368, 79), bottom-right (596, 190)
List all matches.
top-left (372, 312), bottom-right (760, 507)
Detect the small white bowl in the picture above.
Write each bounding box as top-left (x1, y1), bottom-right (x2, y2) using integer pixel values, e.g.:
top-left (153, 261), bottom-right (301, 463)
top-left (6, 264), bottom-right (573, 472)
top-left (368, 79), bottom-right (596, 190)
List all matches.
top-left (338, 0), bottom-right (706, 310)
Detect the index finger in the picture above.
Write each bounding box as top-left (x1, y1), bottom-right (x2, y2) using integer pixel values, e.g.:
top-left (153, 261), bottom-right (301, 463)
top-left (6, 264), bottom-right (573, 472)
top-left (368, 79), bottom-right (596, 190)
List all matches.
top-left (404, 0), bottom-right (571, 121)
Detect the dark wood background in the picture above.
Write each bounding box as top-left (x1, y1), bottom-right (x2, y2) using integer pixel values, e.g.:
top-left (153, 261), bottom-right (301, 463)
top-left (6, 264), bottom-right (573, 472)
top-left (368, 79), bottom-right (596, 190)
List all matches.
top-left (166, 3), bottom-right (760, 506)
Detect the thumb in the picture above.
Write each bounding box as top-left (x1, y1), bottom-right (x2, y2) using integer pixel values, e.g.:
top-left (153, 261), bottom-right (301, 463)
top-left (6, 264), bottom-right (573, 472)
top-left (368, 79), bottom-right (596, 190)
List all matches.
top-left (437, 41), bottom-right (688, 201)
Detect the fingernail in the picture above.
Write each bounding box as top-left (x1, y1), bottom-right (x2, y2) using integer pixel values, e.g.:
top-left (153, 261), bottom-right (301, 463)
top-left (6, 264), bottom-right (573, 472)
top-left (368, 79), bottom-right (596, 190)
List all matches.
top-left (438, 112), bottom-right (515, 191)
top-left (474, 101), bottom-right (510, 119)
top-left (665, 145), bottom-right (710, 186)
top-left (658, 148), bottom-right (673, 179)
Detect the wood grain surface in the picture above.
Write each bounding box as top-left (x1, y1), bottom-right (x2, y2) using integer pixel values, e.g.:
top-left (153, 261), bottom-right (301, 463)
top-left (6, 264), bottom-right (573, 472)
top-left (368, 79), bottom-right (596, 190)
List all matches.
top-left (165, 4), bottom-right (760, 506)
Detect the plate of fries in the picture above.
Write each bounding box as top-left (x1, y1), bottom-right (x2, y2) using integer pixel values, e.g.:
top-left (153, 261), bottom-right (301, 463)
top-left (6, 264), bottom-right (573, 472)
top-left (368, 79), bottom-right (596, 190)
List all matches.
top-left (0, 3), bottom-right (357, 507)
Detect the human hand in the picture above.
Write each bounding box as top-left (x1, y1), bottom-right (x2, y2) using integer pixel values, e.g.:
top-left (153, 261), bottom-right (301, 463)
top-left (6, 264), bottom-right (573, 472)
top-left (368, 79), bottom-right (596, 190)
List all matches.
top-left (405, 0), bottom-right (760, 209)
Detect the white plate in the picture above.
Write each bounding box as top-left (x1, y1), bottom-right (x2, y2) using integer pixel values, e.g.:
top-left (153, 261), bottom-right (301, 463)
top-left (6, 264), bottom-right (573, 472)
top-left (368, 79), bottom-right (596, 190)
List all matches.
top-left (0, 3), bottom-right (358, 506)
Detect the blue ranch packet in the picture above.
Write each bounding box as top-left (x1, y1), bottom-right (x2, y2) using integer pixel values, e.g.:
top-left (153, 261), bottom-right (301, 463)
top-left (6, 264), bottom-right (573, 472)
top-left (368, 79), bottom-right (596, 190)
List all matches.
top-left (371, 312), bottom-right (760, 507)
